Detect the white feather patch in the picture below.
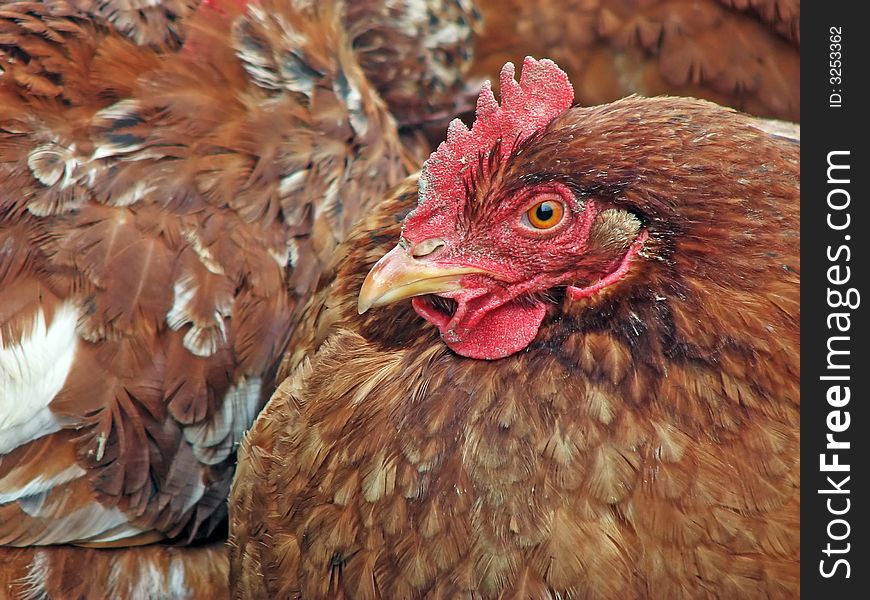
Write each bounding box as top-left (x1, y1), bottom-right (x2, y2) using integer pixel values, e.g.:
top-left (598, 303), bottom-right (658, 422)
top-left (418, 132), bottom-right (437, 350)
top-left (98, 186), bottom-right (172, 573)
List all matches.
top-left (105, 179), bottom-right (154, 207)
top-left (108, 555), bottom-right (166, 599)
top-left (8, 501), bottom-right (140, 545)
top-left (183, 376), bottom-right (262, 465)
top-left (0, 463), bottom-right (86, 504)
top-left (90, 100), bottom-right (146, 160)
top-left (166, 275), bottom-right (231, 358)
top-left (315, 178), bottom-right (340, 219)
top-left (14, 549), bottom-right (49, 600)
top-left (279, 170), bottom-right (308, 199)
top-left (0, 303), bottom-right (79, 454)
top-left (180, 226), bottom-right (225, 275)
top-left (168, 559), bottom-right (188, 599)
top-left (269, 237), bottom-right (298, 268)
top-left (278, 170), bottom-right (311, 228)
top-left (106, 552), bottom-right (195, 599)
top-left (391, 0), bottom-right (428, 36)
top-left (27, 144), bottom-right (77, 188)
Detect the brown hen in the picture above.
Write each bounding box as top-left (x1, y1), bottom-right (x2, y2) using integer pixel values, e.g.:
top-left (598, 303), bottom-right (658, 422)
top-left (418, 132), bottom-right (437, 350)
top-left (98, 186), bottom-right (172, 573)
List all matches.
top-left (470, 0), bottom-right (799, 121)
top-left (229, 58), bottom-right (799, 599)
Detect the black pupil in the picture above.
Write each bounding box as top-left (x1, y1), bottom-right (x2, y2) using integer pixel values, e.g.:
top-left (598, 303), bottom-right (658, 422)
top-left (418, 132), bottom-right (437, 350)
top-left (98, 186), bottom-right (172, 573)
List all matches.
top-left (535, 202), bottom-right (554, 222)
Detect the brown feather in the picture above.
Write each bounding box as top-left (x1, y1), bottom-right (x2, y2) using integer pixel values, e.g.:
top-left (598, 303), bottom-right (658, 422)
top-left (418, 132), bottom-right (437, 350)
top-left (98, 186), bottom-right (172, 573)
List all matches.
top-left (1, 0), bottom-right (413, 588)
top-left (468, 0), bottom-right (799, 122)
top-left (0, 542), bottom-right (229, 599)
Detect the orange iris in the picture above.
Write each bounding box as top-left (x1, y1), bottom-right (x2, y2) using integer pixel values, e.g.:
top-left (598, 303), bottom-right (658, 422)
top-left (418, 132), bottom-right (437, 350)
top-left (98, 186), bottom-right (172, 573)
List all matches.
top-left (527, 199), bottom-right (565, 229)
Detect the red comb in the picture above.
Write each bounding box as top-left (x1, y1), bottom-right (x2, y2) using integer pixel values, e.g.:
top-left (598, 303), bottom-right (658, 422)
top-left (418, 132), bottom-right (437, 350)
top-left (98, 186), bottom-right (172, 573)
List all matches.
top-left (413, 57), bottom-right (573, 226)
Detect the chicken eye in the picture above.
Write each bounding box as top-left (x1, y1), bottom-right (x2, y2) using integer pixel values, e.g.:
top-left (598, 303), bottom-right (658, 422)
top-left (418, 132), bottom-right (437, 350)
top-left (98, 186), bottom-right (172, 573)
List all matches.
top-left (525, 199), bottom-right (565, 230)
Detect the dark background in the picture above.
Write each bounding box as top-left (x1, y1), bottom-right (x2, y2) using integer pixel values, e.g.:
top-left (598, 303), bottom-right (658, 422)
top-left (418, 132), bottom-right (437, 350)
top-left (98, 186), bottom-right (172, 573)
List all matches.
top-left (802, 3), bottom-right (868, 596)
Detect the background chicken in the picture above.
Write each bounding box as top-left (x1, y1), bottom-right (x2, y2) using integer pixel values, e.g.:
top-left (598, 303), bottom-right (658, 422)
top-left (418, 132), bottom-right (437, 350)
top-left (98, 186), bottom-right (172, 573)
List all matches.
top-left (0, 0), bottom-right (480, 124)
top-left (57, 0), bottom-right (200, 48)
top-left (345, 0), bottom-right (481, 128)
top-left (229, 58), bottom-right (799, 598)
top-left (0, 0), bottom-right (479, 596)
top-left (7, 0), bottom-right (798, 124)
top-left (470, 0), bottom-right (799, 121)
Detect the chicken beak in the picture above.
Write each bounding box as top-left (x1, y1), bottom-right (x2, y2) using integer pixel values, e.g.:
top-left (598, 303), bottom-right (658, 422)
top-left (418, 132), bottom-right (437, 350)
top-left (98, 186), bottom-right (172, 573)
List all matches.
top-left (358, 244), bottom-right (486, 314)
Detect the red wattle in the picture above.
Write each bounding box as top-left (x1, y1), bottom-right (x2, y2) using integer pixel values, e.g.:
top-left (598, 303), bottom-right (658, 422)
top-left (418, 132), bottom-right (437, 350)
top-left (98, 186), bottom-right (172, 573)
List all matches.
top-left (413, 297), bottom-right (546, 360)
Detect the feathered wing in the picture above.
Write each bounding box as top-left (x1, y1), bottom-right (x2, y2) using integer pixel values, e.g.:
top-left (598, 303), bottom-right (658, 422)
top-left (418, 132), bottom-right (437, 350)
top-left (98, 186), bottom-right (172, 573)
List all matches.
top-left (1, 0), bottom-right (404, 549)
top-left (471, 0), bottom-right (799, 120)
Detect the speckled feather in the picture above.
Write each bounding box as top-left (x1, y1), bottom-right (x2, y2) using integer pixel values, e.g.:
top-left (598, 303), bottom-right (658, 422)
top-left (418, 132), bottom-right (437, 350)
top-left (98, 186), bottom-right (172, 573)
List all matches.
top-left (1, 0), bottom-right (410, 593)
top-left (64, 0), bottom-right (201, 48)
top-left (230, 96), bottom-right (800, 599)
top-left (345, 0), bottom-right (481, 127)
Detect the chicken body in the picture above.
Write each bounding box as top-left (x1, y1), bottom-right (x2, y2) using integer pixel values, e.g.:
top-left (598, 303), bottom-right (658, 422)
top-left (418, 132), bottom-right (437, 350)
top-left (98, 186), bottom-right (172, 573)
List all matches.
top-left (230, 88), bottom-right (800, 598)
top-left (471, 0), bottom-right (799, 121)
top-left (0, 0), bottom-right (471, 594)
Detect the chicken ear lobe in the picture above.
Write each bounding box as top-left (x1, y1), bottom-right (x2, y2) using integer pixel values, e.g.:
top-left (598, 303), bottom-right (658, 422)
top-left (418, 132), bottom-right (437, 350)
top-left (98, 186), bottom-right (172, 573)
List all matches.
top-left (566, 231), bottom-right (648, 301)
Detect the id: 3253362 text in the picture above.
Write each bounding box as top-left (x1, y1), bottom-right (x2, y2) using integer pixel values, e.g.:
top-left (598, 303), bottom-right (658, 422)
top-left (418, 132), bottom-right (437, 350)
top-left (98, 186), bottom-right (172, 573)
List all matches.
top-left (829, 26), bottom-right (843, 108)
